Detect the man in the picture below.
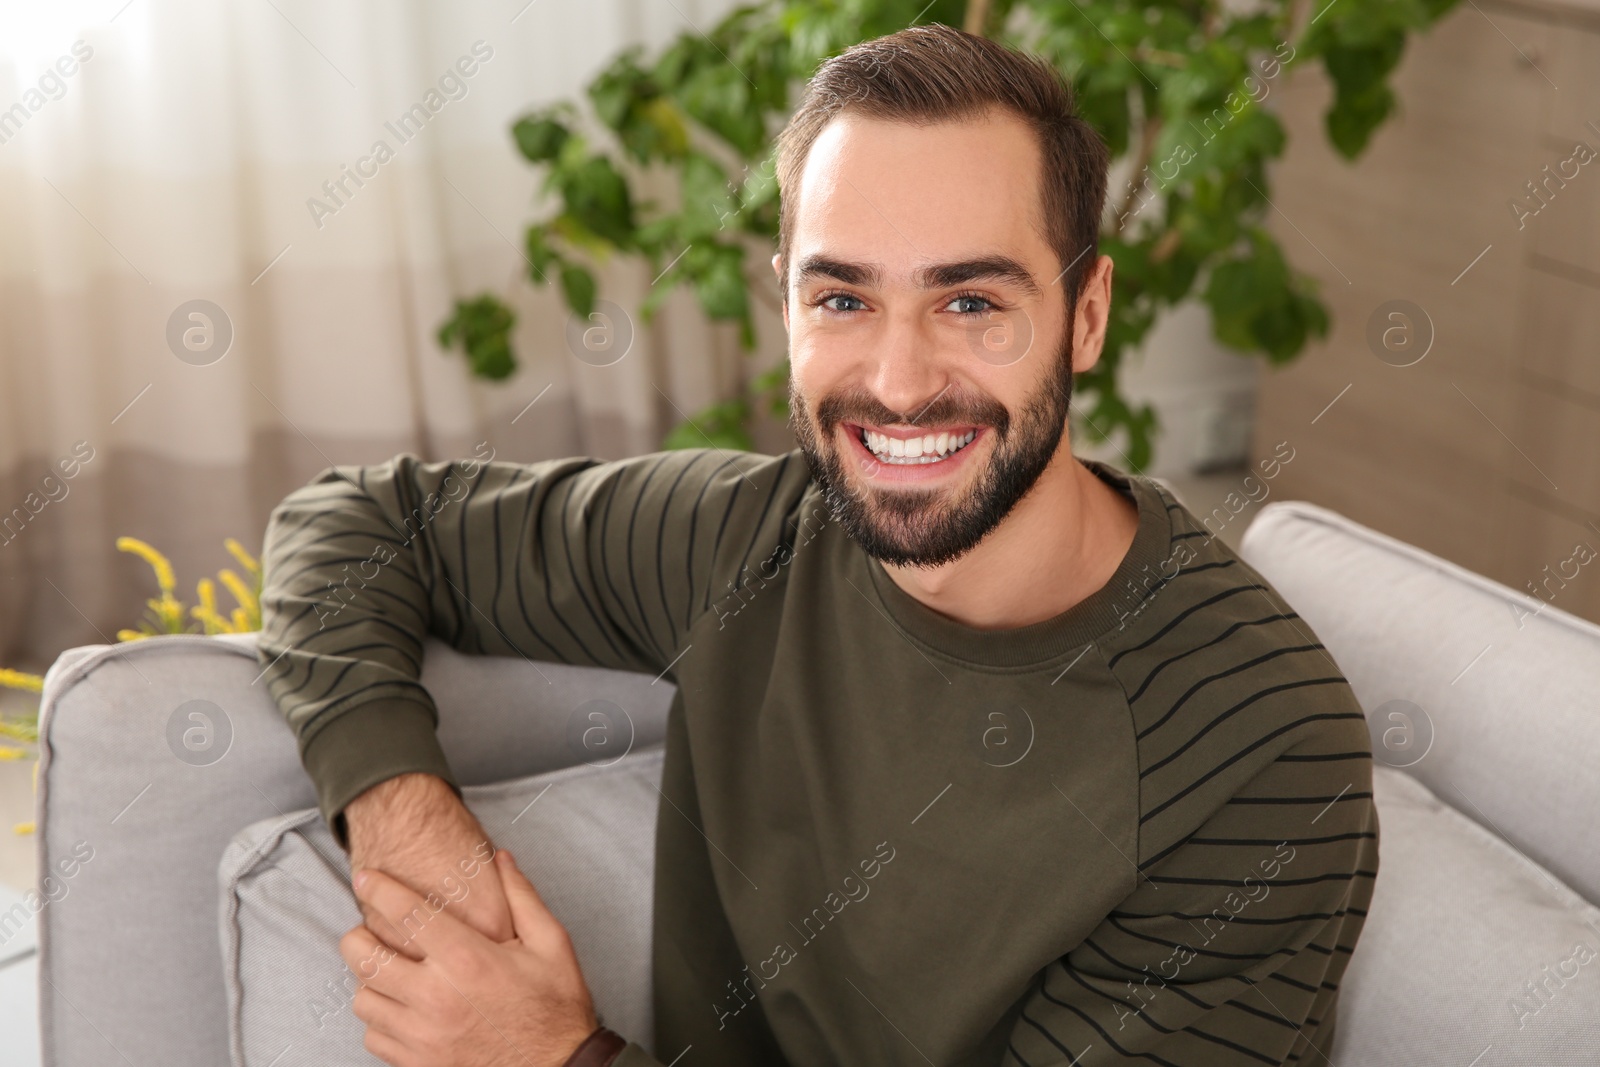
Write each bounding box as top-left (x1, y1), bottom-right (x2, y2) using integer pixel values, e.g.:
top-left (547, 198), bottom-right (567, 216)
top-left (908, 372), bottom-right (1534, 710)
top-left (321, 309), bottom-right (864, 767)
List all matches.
top-left (258, 23), bottom-right (1376, 1067)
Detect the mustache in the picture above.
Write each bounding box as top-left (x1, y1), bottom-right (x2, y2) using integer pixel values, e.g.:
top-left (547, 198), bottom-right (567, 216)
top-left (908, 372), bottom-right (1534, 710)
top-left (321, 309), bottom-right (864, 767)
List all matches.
top-left (812, 385), bottom-right (1011, 439)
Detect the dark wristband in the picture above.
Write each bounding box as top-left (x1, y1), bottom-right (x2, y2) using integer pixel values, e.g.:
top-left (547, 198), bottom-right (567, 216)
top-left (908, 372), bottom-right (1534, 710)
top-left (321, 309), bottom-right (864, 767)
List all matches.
top-left (561, 1025), bottom-right (627, 1067)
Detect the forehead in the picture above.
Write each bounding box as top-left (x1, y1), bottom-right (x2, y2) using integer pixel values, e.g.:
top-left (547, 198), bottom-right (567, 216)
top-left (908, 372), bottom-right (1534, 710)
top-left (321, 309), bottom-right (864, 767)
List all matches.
top-left (789, 108), bottom-right (1050, 276)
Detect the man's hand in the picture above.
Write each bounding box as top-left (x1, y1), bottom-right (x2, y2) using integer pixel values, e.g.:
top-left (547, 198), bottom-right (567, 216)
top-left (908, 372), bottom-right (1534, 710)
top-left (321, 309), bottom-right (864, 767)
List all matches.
top-left (340, 848), bottom-right (601, 1067)
top-left (345, 772), bottom-right (516, 944)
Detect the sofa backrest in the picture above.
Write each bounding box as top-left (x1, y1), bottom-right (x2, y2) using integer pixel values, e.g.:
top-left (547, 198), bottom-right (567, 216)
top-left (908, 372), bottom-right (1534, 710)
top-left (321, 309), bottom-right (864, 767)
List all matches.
top-left (35, 632), bottom-right (673, 1067)
top-left (1239, 500), bottom-right (1600, 905)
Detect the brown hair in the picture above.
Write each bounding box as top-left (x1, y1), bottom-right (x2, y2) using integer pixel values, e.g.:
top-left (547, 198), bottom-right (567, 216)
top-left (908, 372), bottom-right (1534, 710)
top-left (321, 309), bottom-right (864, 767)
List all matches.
top-left (774, 24), bottom-right (1109, 305)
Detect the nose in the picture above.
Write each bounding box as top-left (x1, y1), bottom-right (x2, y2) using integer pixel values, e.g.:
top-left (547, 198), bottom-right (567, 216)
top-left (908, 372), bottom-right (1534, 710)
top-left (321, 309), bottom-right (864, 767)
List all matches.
top-left (864, 309), bottom-right (952, 419)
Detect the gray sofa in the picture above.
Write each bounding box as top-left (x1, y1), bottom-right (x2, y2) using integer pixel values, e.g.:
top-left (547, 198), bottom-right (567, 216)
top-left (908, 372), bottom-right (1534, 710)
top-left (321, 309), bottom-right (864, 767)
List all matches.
top-left (30, 497), bottom-right (1600, 1064)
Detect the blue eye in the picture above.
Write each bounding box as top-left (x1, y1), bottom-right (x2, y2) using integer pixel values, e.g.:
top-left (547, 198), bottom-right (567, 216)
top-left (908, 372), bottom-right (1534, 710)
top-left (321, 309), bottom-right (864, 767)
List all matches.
top-left (821, 293), bottom-right (865, 313)
top-left (947, 294), bottom-right (993, 315)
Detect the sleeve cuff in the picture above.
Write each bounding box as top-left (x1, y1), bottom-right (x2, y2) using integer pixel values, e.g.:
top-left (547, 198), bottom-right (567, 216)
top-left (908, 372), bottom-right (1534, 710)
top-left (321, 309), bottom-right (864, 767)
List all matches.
top-left (610, 1041), bottom-right (665, 1067)
top-left (299, 697), bottom-right (462, 850)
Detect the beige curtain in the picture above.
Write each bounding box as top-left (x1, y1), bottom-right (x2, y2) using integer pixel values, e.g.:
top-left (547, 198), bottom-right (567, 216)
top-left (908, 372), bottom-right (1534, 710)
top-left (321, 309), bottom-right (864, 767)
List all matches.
top-left (0, 0), bottom-right (785, 670)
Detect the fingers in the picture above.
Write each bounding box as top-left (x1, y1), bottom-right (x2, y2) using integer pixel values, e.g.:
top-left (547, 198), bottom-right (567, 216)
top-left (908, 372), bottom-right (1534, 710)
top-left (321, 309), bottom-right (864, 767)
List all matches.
top-left (339, 923), bottom-right (422, 1001)
top-left (357, 896), bottom-right (425, 962)
top-left (353, 867), bottom-right (475, 969)
top-left (453, 851), bottom-right (518, 944)
top-left (494, 849), bottom-right (568, 955)
top-left (361, 1024), bottom-right (413, 1067)
top-left (351, 983), bottom-right (410, 1039)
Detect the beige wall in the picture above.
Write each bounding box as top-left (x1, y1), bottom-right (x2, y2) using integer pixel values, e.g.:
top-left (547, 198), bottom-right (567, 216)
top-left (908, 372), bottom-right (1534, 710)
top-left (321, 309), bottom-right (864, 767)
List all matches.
top-left (1251, 0), bottom-right (1600, 626)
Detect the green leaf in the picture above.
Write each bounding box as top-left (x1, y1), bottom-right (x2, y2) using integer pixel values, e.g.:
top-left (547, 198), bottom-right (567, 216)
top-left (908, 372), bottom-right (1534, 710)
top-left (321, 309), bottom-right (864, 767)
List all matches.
top-left (680, 152), bottom-right (738, 236)
top-left (560, 263), bottom-right (597, 319)
top-left (1320, 35), bottom-right (1406, 158)
top-left (512, 113), bottom-right (571, 163)
top-left (550, 213), bottom-right (616, 262)
top-left (1249, 300), bottom-right (1306, 361)
top-left (588, 48), bottom-right (649, 131)
top-left (555, 156), bottom-right (636, 248)
top-left (693, 246), bottom-right (749, 321)
top-left (468, 333), bottom-right (516, 381)
top-left (1080, 84), bottom-right (1132, 158)
top-left (1297, 289), bottom-right (1331, 342)
top-left (639, 274), bottom-right (676, 321)
top-left (670, 57), bottom-right (765, 157)
top-left (663, 396), bottom-right (753, 451)
top-left (635, 97), bottom-right (691, 160)
top-left (737, 158), bottom-right (781, 236)
top-left (1325, 81), bottom-right (1396, 158)
top-left (589, 49), bottom-right (691, 163)
top-left (1202, 228), bottom-right (1328, 362)
top-left (524, 225), bottom-right (560, 283)
top-left (437, 295), bottom-right (518, 382)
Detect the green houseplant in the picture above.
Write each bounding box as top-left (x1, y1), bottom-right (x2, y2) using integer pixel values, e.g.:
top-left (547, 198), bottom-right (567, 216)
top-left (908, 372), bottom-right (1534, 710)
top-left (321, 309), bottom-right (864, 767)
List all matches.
top-left (438, 0), bottom-right (1456, 469)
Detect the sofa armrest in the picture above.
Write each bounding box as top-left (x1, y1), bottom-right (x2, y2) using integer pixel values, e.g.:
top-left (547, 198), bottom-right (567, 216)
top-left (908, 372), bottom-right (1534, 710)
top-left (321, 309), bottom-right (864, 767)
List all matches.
top-left (35, 632), bottom-right (671, 1067)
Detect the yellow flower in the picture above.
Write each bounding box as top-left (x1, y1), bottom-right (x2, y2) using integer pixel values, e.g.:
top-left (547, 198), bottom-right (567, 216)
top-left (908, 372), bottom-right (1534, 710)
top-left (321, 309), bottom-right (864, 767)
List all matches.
top-left (191, 578), bottom-right (228, 634)
top-left (0, 669), bottom-right (44, 693)
top-left (225, 538), bottom-right (261, 577)
top-left (145, 593), bottom-right (186, 634)
top-left (115, 535), bottom-right (263, 639)
top-left (217, 569), bottom-right (260, 631)
top-left (218, 569), bottom-right (253, 614)
top-left (0, 720), bottom-right (38, 743)
top-left (117, 537), bottom-right (177, 595)
top-left (13, 821), bottom-right (35, 836)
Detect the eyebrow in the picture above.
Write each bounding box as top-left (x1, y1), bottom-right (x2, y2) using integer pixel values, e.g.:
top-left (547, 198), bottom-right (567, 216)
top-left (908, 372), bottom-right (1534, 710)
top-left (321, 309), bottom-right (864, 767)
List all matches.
top-left (793, 254), bottom-right (1042, 297)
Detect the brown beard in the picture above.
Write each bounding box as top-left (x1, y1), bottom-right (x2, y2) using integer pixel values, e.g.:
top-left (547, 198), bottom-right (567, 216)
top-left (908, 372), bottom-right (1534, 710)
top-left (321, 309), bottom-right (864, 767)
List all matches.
top-left (789, 318), bottom-right (1075, 568)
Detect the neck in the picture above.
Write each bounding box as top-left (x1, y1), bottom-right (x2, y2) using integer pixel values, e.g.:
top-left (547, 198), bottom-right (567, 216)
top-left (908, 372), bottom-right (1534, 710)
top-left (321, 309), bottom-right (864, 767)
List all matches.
top-left (879, 442), bottom-right (1142, 630)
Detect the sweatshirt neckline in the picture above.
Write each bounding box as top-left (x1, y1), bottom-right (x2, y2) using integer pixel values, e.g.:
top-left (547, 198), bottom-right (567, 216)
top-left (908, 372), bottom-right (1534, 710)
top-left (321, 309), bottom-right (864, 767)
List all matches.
top-left (859, 457), bottom-right (1175, 670)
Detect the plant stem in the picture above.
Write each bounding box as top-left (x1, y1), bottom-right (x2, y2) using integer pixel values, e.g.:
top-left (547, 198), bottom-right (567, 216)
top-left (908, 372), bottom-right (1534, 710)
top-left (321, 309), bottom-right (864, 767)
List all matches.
top-left (1150, 226), bottom-right (1183, 263)
top-left (964, 0), bottom-right (994, 36)
top-left (1110, 114), bottom-right (1163, 236)
top-left (1285, 0), bottom-right (1312, 45)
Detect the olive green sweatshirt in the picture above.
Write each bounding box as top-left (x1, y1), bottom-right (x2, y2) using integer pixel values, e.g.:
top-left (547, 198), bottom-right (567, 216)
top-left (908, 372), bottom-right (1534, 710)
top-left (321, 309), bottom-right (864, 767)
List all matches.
top-left (257, 446), bottom-right (1377, 1066)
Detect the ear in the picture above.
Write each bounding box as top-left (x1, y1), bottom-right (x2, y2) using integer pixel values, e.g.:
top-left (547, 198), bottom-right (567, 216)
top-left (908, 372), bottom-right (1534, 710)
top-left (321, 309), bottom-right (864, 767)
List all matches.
top-left (772, 252), bottom-right (789, 332)
top-left (1068, 255), bottom-right (1115, 375)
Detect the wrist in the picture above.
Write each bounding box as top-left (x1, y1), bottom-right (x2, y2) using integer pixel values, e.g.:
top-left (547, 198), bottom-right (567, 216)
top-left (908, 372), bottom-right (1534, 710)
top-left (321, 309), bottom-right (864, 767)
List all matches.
top-left (345, 772), bottom-right (460, 854)
top-left (560, 1025), bottom-right (626, 1067)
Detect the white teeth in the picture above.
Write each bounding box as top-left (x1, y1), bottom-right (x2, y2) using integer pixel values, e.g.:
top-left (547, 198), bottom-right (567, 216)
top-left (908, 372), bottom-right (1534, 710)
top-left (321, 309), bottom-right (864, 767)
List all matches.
top-left (859, 428), bottom-right (978, 464)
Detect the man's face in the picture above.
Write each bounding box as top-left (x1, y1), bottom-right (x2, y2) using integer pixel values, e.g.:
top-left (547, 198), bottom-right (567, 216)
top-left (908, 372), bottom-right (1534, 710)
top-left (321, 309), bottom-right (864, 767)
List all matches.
top-left (779, 108), bottom-right (1085, 568)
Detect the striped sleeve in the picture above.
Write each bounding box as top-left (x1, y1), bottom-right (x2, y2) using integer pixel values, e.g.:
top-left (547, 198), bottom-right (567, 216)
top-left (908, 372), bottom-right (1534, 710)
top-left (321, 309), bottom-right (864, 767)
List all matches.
top-left (255, 447), bottom-right (807, 844)
top-left (1006, 552), bottom-right (1378, 1065)
top-left (1005, 737), bottom-right (1377, 1064)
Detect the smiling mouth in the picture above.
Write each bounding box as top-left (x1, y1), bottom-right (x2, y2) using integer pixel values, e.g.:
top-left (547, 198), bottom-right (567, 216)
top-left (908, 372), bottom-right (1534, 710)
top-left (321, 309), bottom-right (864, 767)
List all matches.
top-left (855, 425), bottom-right (980, 465)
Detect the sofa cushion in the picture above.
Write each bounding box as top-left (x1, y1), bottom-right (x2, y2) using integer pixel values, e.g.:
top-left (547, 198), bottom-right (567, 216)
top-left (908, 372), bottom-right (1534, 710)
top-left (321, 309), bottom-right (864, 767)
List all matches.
top-left (1240, 501), bottom-right (1600, 904)
top-left (219, 746), bottom-right (663, 1066)
top-left (1336, 765), bottom-right (1600, 1064)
